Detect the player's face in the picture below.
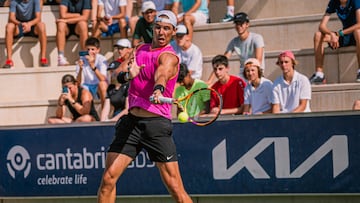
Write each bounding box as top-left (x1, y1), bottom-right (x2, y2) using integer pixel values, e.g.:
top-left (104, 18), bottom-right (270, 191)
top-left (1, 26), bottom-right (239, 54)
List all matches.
top-left (153, 21), bottom-right (176, 47)
top-left (244, 65), bottom-right (259, 82)
top-left (143, 9), bottom-right (156, 23)
top-left (277, 56), bottom-right (294, 74)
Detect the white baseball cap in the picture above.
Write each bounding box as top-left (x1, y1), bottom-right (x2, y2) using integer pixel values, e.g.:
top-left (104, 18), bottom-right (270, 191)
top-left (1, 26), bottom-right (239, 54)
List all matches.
top-left (142, 1), bottom-right (156, 13)
top-left (176, 24), bottom-right (188, 35)
top-left (114, 38), bottom-right (131, 48)
top-left (155, 10), bottom-right (177, 28)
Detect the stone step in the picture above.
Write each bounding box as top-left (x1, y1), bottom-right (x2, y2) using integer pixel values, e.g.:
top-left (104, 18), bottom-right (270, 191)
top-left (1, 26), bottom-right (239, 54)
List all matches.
top-left (1, 83), bottom-right (359, 126)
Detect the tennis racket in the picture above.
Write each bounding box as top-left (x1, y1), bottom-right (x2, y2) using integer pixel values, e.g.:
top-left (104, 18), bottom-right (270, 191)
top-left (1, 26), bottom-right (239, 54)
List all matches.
top-left (150, 88), bottom-right (223, 126)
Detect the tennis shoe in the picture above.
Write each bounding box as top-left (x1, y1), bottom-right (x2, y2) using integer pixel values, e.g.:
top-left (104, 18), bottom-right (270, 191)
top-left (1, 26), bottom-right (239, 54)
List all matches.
top-left (309, 73), bottom-right (326, 84)
top-left (221, 14), bottom-right (234, 22)
top-left (357, 72), bottom-right (360, 82)
top-left (2, 59), bottom-right (13, 69)
top-left (40, 58), bottom-right (49, 67)
top-left (58, 55), bottom-right (69, 66)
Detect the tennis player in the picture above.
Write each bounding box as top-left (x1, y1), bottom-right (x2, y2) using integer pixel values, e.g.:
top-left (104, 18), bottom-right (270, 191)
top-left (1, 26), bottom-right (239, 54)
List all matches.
top-left (97, 10), bottom-right (193, 203)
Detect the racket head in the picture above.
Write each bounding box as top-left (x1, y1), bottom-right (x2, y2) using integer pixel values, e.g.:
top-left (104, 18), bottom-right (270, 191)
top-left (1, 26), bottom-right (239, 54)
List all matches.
top-left (176, 87), bottom-right (222, 126)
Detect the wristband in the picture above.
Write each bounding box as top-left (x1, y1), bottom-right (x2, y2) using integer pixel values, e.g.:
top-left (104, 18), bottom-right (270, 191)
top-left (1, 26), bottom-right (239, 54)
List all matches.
top-left (338, 29), bottom-right (344, 37)
top-left (153, 84), bottom-right (165, 93)
top-left (71, 100), bottom-right (76, 105)
top-left (117, 71), bottom-right (128, 84)
top-left (92, 67), bottom-right (97, 71)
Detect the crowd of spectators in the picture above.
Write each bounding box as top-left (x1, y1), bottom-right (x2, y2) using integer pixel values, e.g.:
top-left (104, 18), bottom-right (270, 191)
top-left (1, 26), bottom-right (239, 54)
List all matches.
top-left (1, 0), bottom-right (359, 123)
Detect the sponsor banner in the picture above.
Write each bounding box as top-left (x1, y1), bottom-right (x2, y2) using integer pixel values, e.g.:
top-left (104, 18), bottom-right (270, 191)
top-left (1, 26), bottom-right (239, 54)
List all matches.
top-left (1, 113), bottom-right (360, 197)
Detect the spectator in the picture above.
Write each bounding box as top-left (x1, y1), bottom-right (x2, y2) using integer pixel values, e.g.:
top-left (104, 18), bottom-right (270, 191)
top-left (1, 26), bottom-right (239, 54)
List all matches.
top-left (207, 12), bottom-right (265, 84)
top-left (171, 0), bottom-right (209, 41)
top-left (353, 99), bottom-right (360, 110)
top-left (132, 1), bottom-right (157, 47)
top-left (242, 58), bottom-right (273, 115)
top-left (93, 0), bottom-right (127, 38)
top-left (56, 0), bottom-right (91, 66)
top-left (100, 61), bottom-right (129, 121)
top-left (75, 37), bottom-right (108, 109)
top-left (0, 0), bottom-right (10, 7)
top-left (171, 24), bottom-right (203, 79)
top-left (272, 50), bottom-right (312, 113)
top-left (3, 0), bottom-right (48, 69)
top-left (210, 54), bottom-right (246, 115)
top-left (113, 38), bottom-right (133, 63)
top-left (221, 0), bottom-right (234, 23)
top-left (175, 63), bottom-right (209, 115)
top-left (48, 74), bottom-right (100, 123)
top-left (311, 0), bottom-right (360, 84)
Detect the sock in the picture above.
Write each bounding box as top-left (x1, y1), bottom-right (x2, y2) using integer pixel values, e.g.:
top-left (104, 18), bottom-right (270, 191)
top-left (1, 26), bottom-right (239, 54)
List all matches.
top-left (315, 71), bottom-right (324, 78)
top-left (58, 51), bottom-right (64, 56)
top-left (227, 6), bottom-right (234, 17)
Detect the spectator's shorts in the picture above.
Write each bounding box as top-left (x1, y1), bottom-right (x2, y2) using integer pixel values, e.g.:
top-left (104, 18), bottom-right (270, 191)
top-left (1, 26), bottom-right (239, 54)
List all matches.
top-left (82, 83), bottom-right (99, 99)
top-left (339, 34), bottom-right (356, 47)
top-left (101, 23), bottom-right (120, 37)
top-left (16, 24), bottom-right (37, 38)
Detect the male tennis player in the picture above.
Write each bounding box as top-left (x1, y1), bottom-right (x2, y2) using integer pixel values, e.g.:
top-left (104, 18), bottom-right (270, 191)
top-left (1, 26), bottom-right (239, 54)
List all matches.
top-left (97, 10), bottom-right (193, 203)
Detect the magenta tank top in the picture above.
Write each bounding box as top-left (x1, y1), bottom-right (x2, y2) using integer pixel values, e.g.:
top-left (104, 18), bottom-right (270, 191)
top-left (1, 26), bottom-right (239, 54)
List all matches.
top-left (128, 44), bottom-right (179, 119)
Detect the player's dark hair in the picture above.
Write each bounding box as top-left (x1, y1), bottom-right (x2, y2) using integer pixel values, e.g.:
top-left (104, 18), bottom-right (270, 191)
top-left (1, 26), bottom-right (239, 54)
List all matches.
top-left (177, 63), bottom-right (189, 83)
top-left (61, 74), bottom-right (77, 85)
top-left (212, 55), bottom-right (228, 67)
top-left (85, 37), bottom-right (101, 48)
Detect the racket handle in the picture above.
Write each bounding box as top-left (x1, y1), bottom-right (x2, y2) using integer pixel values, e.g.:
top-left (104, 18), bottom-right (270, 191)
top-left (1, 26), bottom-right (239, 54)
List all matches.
top-left (149, 96), bottom-right (174, 104)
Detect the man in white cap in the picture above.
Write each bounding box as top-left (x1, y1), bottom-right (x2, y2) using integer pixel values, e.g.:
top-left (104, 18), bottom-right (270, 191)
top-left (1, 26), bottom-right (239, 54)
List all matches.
top-left (171, 24), bottom-right (203, 79)
top-left (132, 1), bottom-right (157, 47)
top-left (97, 10), bottom-right (193, 203)
top-left (92, 0), bottom-right (128, 38)
top-left (113, 38), bottom-right (133, 63)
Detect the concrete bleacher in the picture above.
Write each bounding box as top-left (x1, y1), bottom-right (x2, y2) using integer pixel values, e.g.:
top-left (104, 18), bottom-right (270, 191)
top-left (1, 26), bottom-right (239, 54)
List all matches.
top-left (1, 0), bottom-right (360, 126)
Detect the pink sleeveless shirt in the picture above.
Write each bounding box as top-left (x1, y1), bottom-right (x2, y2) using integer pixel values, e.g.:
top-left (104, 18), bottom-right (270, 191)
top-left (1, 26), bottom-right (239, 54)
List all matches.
top-left (128, 44), bottom-right (179, 120)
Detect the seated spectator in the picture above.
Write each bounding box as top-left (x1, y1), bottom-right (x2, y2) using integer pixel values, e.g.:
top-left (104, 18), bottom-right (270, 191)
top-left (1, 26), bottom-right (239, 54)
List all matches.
top-left (353, 100), bottom-right (360, 110)
top-left (171, 0), bottom-right (209, 41)
top-left (207, 12), bottom-right (265, 85)
top-left (48, 74), bottom-right (100, 123)
top-left (242, 58), bottom-right (273, 115)
top-left (272, 51), bottom-right (312, 113)
top-left (56, 0), bottom-right (91, 66)
top-left (310, 0), bottom-right (360, 84)
top-left (75, 37), bottom-right (108, 108)
top-left (0, 0), bottom-right (10, 6)
top-left (3, 0), bottom-right (48, 69)
top-left (174, 63), bottom-right (208, 115)
top-left (93, 0), bottom-right (127, 39)
top-left (210, 55), bottom-right (246, 115)
top-left (132, 1), bottom-right (157, 47)
top-left (100, 61), bottom-right (129, 121)
top-left (113, 38), bottom-right (133, 63)
top-left (171, 24), bottom-right (203, 79)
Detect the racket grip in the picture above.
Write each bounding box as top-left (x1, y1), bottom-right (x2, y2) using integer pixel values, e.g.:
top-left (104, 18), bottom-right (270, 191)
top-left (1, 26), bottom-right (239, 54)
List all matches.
top-left (149, 96), bottom-right (174, 104)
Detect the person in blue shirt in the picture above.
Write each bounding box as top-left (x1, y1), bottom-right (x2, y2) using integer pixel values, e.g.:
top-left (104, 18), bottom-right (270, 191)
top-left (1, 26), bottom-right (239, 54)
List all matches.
top-left (311, 0), bottom-right (360, 84)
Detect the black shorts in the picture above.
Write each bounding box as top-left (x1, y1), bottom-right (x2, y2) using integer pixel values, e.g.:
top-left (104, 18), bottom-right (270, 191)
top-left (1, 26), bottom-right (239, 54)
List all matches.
top-left (16, 24), bottom-right (37, 38)
top-left (66, 24), bottom-right (79, 39)
top-left (108, 113), bottom-right (178, 162)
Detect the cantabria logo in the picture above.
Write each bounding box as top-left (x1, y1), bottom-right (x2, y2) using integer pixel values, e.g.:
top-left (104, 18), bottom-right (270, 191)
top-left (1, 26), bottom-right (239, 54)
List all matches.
top-left (6, 145), bottom-right (31, 179)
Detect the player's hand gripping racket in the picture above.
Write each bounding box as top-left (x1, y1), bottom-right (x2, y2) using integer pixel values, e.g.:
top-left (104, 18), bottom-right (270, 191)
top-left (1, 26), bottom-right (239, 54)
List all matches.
top-left (150, 88), bottom-right (223, 126)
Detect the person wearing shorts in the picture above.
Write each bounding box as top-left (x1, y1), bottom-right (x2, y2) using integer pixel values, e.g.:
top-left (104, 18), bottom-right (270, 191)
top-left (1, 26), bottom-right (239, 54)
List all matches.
top-left (97, 10), bottom-right (193, 203)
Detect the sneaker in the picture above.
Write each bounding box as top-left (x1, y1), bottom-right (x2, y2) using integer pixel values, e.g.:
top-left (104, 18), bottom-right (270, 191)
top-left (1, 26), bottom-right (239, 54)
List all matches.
top-left (58, 55), bottom-right (69, 66)
top-left (221, 14), bottom-right (234, 23)
top-left (40, 58), bottom-right (49, 67)
top-left (2, 59), bottom-right (13, 69)
top-left (309, 73), bottom-right (326, 84)
top-left (357, 72), bottom-right (360, 82)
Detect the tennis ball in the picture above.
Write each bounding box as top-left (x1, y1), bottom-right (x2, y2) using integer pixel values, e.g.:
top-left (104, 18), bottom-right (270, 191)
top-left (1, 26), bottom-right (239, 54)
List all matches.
top-left (178, 112), bottom-right (189, 123)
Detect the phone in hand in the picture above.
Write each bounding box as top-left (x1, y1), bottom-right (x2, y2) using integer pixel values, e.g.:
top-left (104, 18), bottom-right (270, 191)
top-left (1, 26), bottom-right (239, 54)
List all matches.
top-left (62, 87), bottom-right (69, 93)
top-left (79, 51), bottom-right (89, 56)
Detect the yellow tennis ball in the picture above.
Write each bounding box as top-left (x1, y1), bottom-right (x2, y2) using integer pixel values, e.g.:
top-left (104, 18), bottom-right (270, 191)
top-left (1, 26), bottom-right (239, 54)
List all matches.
top-left (178, 112), bottom-right (189, 123)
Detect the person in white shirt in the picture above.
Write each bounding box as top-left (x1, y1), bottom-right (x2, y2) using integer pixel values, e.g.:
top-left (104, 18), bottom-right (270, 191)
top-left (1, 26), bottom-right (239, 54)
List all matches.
top-left (243, 58), bottom-right (273, 115)
top-left (272, 50), bottom-right (312, 113)
top-left (171, 24), bottom-right (203, 79)
top-left (76, 37), bottom-right (108, 108)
